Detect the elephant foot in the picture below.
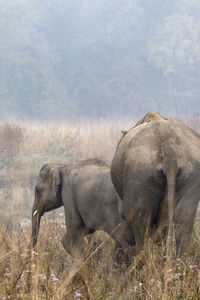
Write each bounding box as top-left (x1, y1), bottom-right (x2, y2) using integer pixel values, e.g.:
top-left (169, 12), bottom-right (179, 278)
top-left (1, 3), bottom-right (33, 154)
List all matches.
top-left (113, 243), bottom-right (135, 269)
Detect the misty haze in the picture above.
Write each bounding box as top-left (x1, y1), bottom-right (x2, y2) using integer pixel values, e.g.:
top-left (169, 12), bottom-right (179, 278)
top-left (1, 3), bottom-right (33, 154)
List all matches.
top-left (1, 0), bottom-right (200, 121)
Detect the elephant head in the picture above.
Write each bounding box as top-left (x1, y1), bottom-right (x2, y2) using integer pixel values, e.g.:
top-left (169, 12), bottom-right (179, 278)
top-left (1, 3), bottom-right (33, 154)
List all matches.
top-left (32, 164), bottom-right (63, 247)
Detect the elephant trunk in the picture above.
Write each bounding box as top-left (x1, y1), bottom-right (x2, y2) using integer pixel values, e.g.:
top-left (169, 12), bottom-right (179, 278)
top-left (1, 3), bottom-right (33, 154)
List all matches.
top-left (31, 198), bottom-right (44, 247)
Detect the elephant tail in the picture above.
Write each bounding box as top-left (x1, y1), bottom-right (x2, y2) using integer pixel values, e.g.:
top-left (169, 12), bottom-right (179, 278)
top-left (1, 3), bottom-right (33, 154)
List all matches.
top-left (162, 143), bottom-right (178, 249)
top-left (166, 167), bottom-right (177, 249)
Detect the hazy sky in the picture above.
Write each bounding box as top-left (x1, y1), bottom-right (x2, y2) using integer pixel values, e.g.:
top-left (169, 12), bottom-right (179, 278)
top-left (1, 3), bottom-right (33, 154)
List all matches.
top-left (1, 0), bottom-right (200, 121)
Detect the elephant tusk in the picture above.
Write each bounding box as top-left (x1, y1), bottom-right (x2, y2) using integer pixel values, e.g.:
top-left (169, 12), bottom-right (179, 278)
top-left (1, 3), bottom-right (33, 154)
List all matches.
top-left (33, 210), bottom-right (38, 216)
top-left (83, 236), bottom-right (88, 244)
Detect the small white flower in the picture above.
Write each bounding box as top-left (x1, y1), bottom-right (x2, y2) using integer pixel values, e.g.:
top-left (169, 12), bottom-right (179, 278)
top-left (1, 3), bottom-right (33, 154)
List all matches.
top-left (189, 265), bottom-right (194, 269)
top-left (75, 292), bottom-right (82, 298)
top-left (41, 276), bottom-right (47, 280)
top-left (52, 277), bottom-right (59, 282)
top-left (132, 286), bottom-right (139, 294)
top-left (150, 279), bottom-right (154, 284)
top-left (51, 273), bottom-right (56, 277)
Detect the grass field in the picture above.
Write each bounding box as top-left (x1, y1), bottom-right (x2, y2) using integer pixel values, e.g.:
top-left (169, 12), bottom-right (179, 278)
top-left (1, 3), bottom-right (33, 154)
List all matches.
top-left (0, 118), bottom-right (200, 299)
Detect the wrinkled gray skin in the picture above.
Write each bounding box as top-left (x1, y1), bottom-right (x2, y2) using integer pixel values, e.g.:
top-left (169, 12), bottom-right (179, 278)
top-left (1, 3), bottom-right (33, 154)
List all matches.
top-left (32, 159), bottom-right (128, 258)
top-left (111, 112), bottom-right (200, 255)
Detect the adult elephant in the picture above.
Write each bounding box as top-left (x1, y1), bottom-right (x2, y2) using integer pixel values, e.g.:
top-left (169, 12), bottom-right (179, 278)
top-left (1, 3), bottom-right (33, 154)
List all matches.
top-left (111, 112), bottom-right (200, 255)
top-left (32, 159), bottom-right (128, 258)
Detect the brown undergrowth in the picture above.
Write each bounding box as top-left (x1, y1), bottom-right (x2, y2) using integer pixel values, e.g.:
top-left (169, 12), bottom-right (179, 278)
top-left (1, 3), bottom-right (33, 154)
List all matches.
top-left (0, 118), bottom-right (200, 299)
top-left (0, 221), bottom-right (199, 299)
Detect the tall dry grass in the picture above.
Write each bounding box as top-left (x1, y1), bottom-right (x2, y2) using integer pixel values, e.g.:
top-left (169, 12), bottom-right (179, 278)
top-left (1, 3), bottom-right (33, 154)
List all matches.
top-left (0, 222), bottom-right (199, 299)
top-left (0, 117), bottom-right (200, 299)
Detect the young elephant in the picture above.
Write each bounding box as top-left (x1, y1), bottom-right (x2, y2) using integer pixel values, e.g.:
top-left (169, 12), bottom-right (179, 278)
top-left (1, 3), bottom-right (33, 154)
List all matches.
top-left (32, 159), bottom-right (126, 258)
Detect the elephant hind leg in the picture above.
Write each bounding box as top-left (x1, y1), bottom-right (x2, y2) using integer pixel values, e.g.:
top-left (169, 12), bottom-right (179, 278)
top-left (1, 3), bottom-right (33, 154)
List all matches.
top-left (152, 193), bottom-right (169, 245)
top-left (174, 190), bottom-right (199, 256)
top-left (123, 197), bottom-right (156, 247)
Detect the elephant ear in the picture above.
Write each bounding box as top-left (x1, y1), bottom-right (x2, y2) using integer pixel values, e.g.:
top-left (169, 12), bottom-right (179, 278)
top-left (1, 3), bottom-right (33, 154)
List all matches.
top-left (50, 168), bottom-right (61, 197)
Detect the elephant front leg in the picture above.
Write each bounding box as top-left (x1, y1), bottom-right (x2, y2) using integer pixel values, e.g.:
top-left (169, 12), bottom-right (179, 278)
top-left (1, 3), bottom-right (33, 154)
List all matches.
top-left (62, 233), bottom-right (73, 256)
top-left (62, 228), bottom-right (88, 259)
top-left (62, 188), bottom-right (87, 258)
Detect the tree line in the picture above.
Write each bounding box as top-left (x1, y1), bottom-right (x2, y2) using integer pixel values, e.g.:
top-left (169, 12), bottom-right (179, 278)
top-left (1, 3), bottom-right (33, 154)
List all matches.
top-left (0, 0), bottom-right (200, 121)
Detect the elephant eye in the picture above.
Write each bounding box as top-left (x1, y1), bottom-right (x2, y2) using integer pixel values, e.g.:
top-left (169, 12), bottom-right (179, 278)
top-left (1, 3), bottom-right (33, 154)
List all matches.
top-left (35, 187), bottom-right (42, 196)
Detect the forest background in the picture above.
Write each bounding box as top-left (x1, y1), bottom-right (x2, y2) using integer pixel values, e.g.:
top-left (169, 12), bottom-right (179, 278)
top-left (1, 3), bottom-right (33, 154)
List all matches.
top-left (1, 0), bottom-right (200, 121)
